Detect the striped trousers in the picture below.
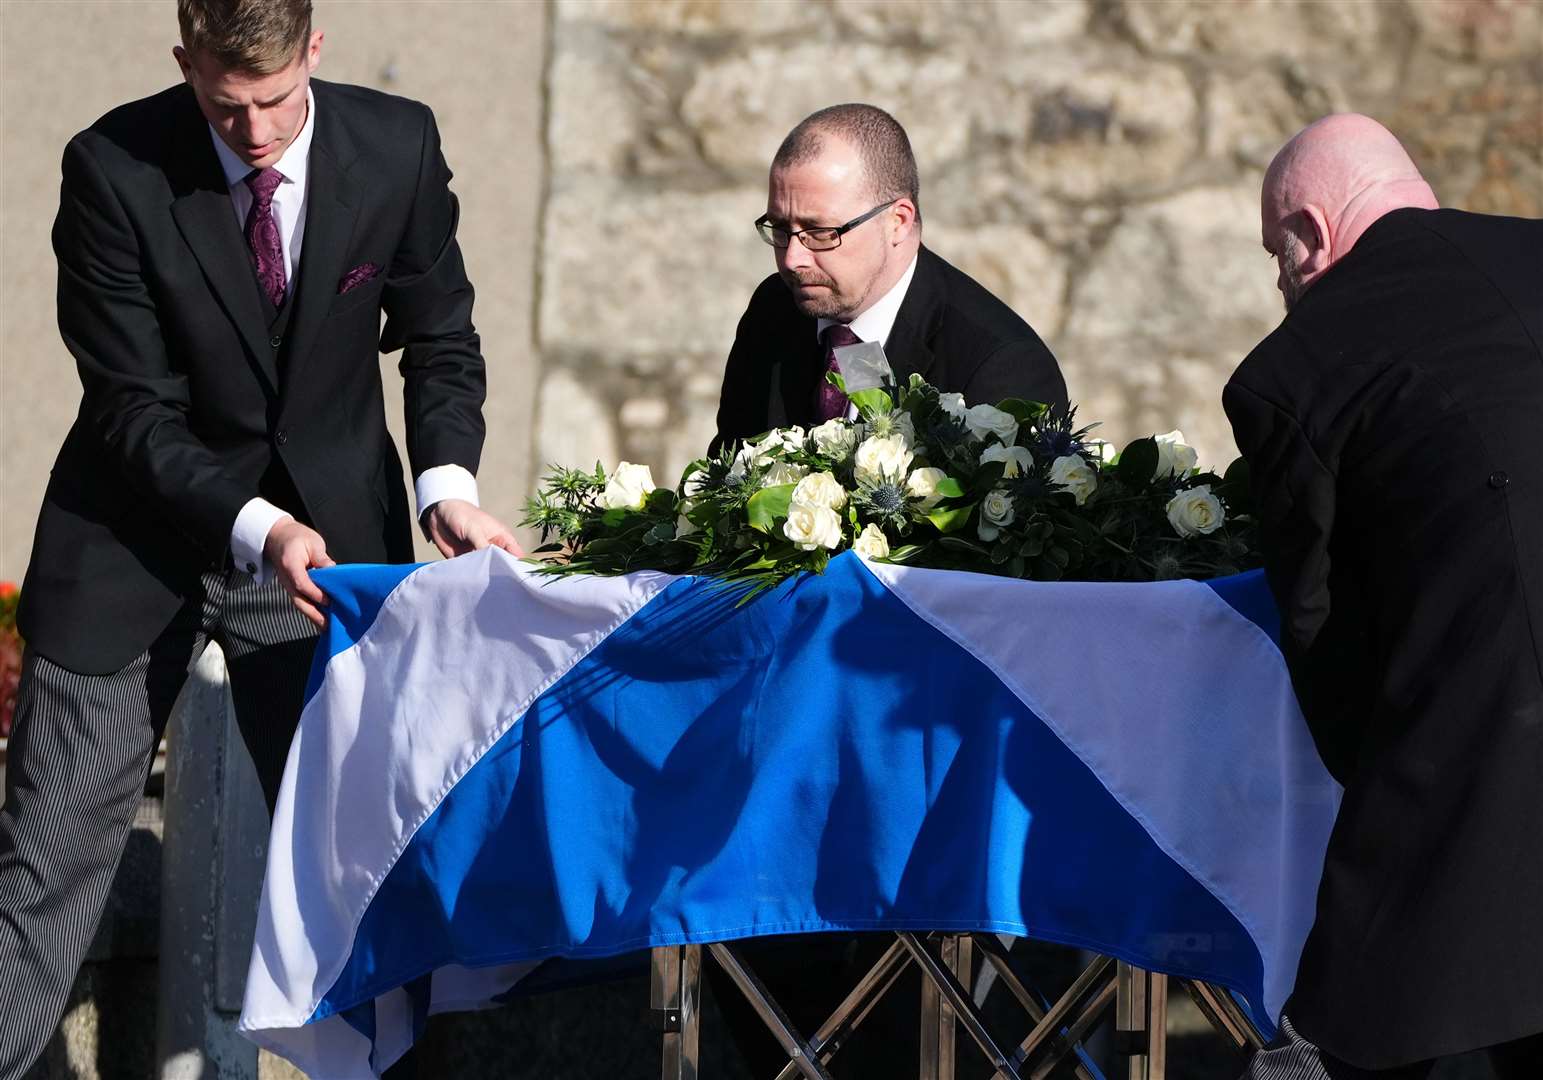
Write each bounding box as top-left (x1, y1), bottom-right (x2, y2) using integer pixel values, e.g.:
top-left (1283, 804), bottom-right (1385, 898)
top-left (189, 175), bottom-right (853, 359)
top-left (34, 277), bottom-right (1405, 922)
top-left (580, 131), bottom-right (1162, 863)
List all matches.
top-left (0, 570), bottom-right (315, 1080)
top-left (1248, 1014), bottom-right (1543, 1080)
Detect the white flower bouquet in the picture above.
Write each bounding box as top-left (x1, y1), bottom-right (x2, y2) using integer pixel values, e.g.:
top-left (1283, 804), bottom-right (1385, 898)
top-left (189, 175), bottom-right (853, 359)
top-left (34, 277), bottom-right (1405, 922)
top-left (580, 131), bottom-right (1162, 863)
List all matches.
top-left (522, 374), bottom-right (1258, 593)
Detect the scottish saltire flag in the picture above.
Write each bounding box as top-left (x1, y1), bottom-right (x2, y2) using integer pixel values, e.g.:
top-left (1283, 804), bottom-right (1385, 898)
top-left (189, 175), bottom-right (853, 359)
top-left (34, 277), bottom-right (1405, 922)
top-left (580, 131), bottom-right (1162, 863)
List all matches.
top-left (238, 548), bottom-right (1340, 1077)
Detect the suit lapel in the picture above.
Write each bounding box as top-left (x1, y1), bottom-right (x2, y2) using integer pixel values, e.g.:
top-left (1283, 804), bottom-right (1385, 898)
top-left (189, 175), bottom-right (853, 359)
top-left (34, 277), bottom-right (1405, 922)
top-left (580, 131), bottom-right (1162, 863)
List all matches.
top-left (884, 246), bottom-right (941, 388)
top-left (282, 85), bottom-right (362, 398)
top-left (167, 93), bottom-right (278, 391)
top-left (776, 312), bottom-right (822, 429)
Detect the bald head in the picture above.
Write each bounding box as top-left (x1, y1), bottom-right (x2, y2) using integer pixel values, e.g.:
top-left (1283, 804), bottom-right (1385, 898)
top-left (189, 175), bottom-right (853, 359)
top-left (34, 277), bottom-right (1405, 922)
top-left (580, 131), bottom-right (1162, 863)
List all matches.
top-left (1261, 114), bottom-right (1438, 309)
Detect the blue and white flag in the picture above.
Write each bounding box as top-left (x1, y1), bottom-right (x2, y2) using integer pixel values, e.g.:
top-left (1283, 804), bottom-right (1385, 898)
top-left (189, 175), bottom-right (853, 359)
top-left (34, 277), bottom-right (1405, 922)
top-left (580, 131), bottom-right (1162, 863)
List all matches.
top-left (239, 548), bottom-right (1340, 1077)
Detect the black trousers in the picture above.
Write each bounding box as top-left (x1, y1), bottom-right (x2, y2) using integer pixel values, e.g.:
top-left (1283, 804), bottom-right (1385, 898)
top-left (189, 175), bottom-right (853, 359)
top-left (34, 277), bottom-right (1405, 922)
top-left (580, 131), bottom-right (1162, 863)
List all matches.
top-left (1245, 1014), bottom-right (1543, 1080)
top-left (0, 571), bottom-right (315, 1080)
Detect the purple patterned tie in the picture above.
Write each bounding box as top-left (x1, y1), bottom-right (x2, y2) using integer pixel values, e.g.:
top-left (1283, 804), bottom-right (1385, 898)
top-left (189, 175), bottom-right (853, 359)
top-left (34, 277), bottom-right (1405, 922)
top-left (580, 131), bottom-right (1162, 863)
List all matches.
top-left (814, 324), bottom-right (860, 422)
top-left (244, 168), bottom-right (287, 309)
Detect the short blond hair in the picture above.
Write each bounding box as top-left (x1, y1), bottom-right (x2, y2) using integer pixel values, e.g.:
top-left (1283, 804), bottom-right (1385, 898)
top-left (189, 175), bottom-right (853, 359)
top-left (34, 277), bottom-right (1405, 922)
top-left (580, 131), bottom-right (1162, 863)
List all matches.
top-left (178, 0), bottom-right (312, 75)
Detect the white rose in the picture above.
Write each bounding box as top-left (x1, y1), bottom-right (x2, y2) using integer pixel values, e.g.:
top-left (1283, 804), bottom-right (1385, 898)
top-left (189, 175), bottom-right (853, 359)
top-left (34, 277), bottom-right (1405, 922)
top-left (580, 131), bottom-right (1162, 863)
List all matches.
top-left (977, 488), bottom-right (1016, 541)
top-left (681, 468), bottom-right (709, 498)
top-left (675, 504), bottom-right (698, 537)
top-left (964, 404), bottom-right (1020, 446)
top-left (938, 392), bottom-right (968, 423)
top-left (852, 523), bottom-right (891, 560)
top-left (792, 471), bottom-right (848, 511)
top-left (853, 434), bottom-right (915, 485)
top-left (783, 499), bottom-right (844, 551)
top-left (1049, 454), bottom-right (1098, 506)
top-left (774, 426), bottom-right (806, 452)
top-left (600, 461), bottom-right (656, 510)
top-left (1166, 485), bottom-right (1226, 538)
top-left (905, 467), bottom-right (949, 509)
top-left (1154, 430), bottom-right (1199, 478)
top-left (810, 418), bottom-right (860, 459)
top-left (762, 460), bottom-right (808, 488)
top-left (979, 444), bottom-right (1034, 478)
top-left (727, 443), bottom-right (765, 481)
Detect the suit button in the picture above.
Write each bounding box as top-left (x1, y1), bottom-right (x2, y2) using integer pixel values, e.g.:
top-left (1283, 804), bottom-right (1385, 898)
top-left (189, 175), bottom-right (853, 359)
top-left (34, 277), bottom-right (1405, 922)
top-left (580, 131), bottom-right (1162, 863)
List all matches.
top-left (270, 335), bottom-right (282, 349)
top-left (1488, 470), bottom-right (1509, 489)
top-left (276, 430), bottom-right (288, 446)
top-left (245, 562), bottom-right (258, 574)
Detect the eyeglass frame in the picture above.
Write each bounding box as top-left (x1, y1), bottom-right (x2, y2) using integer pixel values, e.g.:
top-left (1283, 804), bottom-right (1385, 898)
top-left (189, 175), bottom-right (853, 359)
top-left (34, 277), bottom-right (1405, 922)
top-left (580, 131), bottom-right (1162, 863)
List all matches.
top-left (754, 199), bottom-right (900, 251)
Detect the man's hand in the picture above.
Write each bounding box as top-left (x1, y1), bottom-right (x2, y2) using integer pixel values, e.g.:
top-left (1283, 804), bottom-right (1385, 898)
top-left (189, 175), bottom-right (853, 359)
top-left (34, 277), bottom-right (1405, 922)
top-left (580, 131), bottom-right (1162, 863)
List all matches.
top-left (423, 499), bottom-right (524, 560)
top-left (264, 520), bottom-right (337, 628)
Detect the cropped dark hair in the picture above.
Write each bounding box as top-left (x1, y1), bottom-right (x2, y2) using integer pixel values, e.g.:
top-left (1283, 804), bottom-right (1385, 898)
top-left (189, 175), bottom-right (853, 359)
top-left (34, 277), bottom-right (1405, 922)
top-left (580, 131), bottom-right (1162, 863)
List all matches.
top-left (773, 104), bottom-right (920, 218)
top-left (178, 0), bottom-right (312, 74)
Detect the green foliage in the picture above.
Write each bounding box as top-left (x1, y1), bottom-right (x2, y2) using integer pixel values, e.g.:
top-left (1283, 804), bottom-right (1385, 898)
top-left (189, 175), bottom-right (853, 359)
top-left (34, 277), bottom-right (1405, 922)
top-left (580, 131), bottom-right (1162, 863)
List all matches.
top-left (519, 378), bottom-right (1261, 593)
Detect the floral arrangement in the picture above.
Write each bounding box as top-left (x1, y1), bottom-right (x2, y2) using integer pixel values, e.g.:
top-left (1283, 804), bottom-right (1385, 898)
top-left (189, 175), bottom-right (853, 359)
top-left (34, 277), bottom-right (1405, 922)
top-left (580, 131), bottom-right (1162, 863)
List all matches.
top-left (522, 374), bottom-right (1258, 595)
top-left (0, 582), bottom-right (21, 738)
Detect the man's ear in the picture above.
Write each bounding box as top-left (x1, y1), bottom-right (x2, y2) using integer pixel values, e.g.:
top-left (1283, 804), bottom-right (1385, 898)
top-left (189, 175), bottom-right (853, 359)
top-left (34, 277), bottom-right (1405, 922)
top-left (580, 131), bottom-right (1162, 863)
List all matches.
top-left (889, 198), bottom-right (918, 246)
top-left (1299, 204), bottom-right (1334, 275)
top-left (305, 29), bottom-right (324, 74)
top-left (173, 45), bottom-right (194, 84)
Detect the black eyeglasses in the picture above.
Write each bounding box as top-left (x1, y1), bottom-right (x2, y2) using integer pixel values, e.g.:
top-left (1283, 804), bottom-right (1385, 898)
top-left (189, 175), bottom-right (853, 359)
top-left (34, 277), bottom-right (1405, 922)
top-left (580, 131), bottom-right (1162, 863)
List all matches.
top-left (754, 200), bottom-right (898, 251)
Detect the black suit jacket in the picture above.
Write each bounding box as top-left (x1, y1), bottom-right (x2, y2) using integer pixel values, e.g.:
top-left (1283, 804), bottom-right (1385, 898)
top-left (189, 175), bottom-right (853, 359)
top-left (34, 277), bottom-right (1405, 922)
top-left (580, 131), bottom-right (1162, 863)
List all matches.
top-left (714, 245), bottom-right (1066, 448)
top-left (19, 79), bottom-right (485, 674)
top-left (1225, 208), bottom-right (1543, 1065)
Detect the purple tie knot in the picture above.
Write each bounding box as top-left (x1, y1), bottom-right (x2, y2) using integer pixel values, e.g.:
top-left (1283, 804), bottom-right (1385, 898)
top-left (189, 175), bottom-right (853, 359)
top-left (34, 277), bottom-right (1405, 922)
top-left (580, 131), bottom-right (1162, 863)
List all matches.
top-left (245, 167), bottom-right (285, 207)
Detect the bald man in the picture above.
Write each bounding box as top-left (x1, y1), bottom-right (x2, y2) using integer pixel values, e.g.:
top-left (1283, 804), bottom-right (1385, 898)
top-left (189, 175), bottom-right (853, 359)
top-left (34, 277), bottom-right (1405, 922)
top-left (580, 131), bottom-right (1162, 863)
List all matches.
top-left (1225, 114), bottom-right (1543, 1078)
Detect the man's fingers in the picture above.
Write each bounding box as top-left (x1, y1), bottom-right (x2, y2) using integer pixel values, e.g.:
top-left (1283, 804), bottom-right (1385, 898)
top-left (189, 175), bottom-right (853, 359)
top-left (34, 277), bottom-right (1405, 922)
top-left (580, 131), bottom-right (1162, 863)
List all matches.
top-left (290, 593), bottom-right (328, 628)
top-left (494, 534), bottom-right (524, 557)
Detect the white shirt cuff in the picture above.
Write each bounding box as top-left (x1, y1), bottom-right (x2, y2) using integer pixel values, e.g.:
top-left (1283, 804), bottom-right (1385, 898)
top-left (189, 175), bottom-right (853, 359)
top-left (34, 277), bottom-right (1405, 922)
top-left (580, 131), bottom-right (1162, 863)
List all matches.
top-left (231, 498), bottom-right (293, 585)
top-left (415, 464), bottom-right (479, 520)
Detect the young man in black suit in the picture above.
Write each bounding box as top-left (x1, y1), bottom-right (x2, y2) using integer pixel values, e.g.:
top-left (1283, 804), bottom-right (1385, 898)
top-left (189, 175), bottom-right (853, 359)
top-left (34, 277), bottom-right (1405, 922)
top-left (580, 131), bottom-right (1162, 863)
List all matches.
top-left (1227, 114), bottom-right (1542, 1079)
top-left (709, 103), bottom-right (1069, 1078)
top-left (714, 103), bottom-right (1067, 451)
top-left (0, 2), bottom-right (517, 1072)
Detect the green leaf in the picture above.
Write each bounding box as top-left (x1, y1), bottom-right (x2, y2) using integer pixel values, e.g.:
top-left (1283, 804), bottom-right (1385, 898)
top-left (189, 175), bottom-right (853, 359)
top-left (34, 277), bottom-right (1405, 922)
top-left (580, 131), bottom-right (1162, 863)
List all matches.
top-left (600, 507), bottom-right (631, 528)
top-left (994, 398), bottom-right (1049, 423)
top-left (939, 535), bottom-right (990, 556)
top-left (849, 388), bottom-right (894, 416)
top-left (970, 461), bottom-right (1007, 494)
top-left (926, 503), bottom-right (975, 534)
top-left (746, 483), bottom-right (796, 532)
top-left (1218, 457), bottom-right (1255, 513)
top-left (885, 544), bottom-right (923, 563)
top-left (644, 488), bottom-right (677, 514)
top-left (1116, 437), bottom-right (1159, 486)
top-left (934, 476), bottom-right (965, 499)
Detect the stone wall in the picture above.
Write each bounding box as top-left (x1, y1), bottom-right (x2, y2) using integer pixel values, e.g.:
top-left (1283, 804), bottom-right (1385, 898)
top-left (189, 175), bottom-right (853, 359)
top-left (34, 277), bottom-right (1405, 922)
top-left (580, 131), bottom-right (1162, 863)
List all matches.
top-left (538, 0), bottom-right (1542, 483)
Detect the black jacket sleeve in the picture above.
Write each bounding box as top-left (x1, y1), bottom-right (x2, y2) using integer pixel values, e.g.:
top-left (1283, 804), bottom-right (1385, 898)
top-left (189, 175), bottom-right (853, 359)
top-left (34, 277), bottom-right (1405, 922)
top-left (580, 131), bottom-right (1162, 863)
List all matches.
top-left (382, 104), bottom-right (486, 479)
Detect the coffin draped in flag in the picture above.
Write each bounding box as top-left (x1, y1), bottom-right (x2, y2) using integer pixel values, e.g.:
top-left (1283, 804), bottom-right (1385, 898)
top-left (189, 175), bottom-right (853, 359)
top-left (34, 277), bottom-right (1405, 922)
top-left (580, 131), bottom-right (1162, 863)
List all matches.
top-left (238, 548), bottom-right (1340, 1077)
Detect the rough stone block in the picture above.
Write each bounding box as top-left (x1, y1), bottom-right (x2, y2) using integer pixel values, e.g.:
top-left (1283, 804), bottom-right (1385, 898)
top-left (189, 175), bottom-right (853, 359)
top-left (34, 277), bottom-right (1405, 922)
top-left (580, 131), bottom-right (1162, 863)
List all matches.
top-left (540, 180), bottom-right (769, 356)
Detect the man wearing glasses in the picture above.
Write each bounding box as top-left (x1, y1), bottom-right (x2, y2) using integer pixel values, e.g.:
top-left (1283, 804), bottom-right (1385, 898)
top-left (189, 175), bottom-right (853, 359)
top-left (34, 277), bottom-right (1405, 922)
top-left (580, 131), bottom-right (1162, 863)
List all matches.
top-left (709, 103), bottom-right (1068, 1076)
top-left (714, 102), bottom-right (1066, 451)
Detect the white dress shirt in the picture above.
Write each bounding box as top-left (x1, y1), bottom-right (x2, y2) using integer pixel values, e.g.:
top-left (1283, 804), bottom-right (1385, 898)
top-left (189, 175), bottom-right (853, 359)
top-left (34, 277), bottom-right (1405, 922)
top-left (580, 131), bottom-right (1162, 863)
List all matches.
top-left (211, 90), bottom-right (479, 579)
top-left (815, 252), bottom-right (919, 418)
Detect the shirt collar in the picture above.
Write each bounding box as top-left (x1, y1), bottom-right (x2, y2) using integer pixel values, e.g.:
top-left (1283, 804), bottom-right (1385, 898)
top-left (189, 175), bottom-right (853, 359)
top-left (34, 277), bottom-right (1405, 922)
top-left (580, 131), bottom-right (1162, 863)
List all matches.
top-left (816, 251), bottom-right (919, 348)
top-left (208, 85), bottom-right (316, 189)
